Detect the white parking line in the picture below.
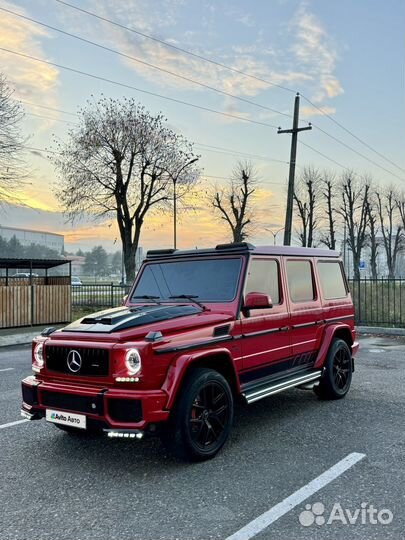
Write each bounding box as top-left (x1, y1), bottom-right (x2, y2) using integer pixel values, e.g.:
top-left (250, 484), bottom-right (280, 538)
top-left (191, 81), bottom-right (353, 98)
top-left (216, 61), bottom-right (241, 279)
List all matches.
top-left (0, 368), bottom-right (15, 372)
top-left (0, 419), bottom-right (29, 430)
top-left (225, 452), bottom-right (366, 540)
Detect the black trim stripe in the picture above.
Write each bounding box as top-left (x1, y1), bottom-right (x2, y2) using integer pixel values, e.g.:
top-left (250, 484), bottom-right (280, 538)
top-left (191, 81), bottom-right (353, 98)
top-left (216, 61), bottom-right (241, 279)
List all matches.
top-left (292, 321), bottom-right (319, 329)
top-left (240, 351), bottom-right (317, 386)
top-left (154, 335), bottom-right (232, 355)
top-left (324, 315), bottom-right (354, 323)
top-left (155, 325), bottom-right (293, 355)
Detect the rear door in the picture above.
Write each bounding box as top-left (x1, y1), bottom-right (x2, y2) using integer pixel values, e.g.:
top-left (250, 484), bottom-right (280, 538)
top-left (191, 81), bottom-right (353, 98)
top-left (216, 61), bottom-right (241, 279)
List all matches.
top-left (239, 257), bottom-right (291, 384)
top-left (285, 258), bottom-right (324, 368)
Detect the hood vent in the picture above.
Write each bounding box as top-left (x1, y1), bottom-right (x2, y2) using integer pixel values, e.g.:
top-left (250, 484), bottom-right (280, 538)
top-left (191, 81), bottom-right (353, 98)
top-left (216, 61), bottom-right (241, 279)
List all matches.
top-left (63, 305), bottom-right (201, 334)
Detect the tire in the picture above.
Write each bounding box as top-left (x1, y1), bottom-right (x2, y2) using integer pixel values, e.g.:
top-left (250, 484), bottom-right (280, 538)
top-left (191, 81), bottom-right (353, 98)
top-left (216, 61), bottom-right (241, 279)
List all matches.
top-left (161, 368), bottom-right (234, 461)
top-left (314, 338), bottom-right (353, 400)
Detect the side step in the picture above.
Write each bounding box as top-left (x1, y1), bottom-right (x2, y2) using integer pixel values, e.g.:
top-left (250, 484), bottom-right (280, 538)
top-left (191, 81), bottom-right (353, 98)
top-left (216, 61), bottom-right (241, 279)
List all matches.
top-left (243, 370), bottom-right (322, 404)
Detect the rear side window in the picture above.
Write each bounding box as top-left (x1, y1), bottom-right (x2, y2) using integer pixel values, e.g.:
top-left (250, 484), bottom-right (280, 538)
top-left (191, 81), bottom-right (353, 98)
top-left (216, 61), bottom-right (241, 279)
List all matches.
top-left (245, 259), bottom-right (280, 304)
top-left (286, 260), bottom-right (315, 302)
top-left (317, 261), bottom-right (347, 299)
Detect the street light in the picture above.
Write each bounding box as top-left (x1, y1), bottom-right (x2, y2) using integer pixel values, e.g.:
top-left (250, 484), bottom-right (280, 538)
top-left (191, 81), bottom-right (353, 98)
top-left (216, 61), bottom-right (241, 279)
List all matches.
top-left (264, 227), bottom-right (285, 246)
top-left (171, 157), bottom-right (199, 250)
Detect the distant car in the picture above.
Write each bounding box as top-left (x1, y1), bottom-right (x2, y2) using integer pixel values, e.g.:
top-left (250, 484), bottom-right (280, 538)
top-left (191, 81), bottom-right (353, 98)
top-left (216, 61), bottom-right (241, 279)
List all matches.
top-left (71, 276), bottom-right (82, 286)
top-left (11, 272), bottom-right (39, 278)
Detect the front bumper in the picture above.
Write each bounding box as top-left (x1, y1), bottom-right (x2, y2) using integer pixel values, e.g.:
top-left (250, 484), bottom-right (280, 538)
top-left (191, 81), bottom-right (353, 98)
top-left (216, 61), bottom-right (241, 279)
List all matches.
top-left (21, 376), bottom-right (170, 431)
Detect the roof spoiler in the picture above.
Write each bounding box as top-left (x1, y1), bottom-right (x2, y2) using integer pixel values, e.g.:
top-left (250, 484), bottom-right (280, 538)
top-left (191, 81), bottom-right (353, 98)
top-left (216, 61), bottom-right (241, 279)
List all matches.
top-left (146, 248), bottom-right (177, 258)
top-left (215, 242), bottom-right (255, 251)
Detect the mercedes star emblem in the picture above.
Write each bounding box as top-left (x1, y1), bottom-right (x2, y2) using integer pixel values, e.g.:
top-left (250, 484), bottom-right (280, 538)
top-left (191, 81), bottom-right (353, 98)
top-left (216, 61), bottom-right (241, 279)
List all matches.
top-left (67, 350), bottom-right (82, 373)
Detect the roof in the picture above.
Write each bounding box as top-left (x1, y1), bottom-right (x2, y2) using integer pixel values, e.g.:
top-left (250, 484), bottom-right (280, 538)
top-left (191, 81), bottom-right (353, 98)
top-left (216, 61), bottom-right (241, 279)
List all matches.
top-left (146, 242), bottom-right (340, 259)
top-left (0, 258), bottom-right (69, 270)
top-left (0, 225), bottom-right (64, 238)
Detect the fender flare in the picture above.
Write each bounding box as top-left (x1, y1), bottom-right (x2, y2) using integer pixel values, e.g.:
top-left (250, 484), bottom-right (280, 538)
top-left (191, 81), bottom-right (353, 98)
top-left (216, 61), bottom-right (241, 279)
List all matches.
top-left (313, 323), bottom-right (354, 369)
top-left (162, 347), bottom-right (240, 410)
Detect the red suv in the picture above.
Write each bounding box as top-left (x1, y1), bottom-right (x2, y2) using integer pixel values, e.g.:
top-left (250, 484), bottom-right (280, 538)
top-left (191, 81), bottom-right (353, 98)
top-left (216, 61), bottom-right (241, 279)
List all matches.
top-left (21, 243), bottom-right (358, 460)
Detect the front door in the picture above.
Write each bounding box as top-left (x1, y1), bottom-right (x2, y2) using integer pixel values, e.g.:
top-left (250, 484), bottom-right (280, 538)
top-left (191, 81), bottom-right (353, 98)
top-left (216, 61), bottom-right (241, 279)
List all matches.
top-left (239, 257), bottom-right (291, 385)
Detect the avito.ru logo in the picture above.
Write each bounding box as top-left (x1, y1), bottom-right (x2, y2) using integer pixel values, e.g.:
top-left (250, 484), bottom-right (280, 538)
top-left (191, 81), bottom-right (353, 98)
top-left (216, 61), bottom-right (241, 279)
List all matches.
top-left (299, 502), bottom-right (393, 526)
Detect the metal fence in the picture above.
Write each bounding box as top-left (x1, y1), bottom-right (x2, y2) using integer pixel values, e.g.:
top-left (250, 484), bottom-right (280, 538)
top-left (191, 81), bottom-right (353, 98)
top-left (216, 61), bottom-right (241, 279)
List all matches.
top-left (71, 280), bottom-right (405, 328)
top-left (71, 283), bottom-right (131, 310)
top-left (348, 279), bottom-right (405, 327)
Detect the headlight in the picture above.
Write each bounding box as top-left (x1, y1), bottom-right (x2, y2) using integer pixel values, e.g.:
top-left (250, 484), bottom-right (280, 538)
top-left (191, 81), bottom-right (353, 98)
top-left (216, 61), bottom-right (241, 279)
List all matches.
top-left (125, 348), bottom-right (141, 375)
top-left (34, 342), bottom-right (44, 368)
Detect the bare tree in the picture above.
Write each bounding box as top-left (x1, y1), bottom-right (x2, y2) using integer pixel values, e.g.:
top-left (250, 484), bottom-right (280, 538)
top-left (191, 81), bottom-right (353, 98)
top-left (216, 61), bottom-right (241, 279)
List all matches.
top-left (52, 97), bottom-right (200, 281)
top-left (337, 173), bottom-right (370, 280)
top-left (396, 192), bottom-right (405, 230)
top-left (293, 167), bottom-right (321, 247)
top-left (319, 171), bottom-right (337, 250)
top-left (0, 74), bottom-right (26, 206)
top-left (376, 187), bottom-right (403, 279)
top-left (365, 193), bottom-right (379, 279)
top-left (212, 161), bottom-right (257, 243)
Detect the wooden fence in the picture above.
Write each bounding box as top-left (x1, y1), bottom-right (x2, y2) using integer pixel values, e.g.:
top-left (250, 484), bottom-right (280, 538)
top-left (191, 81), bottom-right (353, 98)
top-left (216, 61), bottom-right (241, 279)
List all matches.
top-left (0, 283), bottom-right (71, 329)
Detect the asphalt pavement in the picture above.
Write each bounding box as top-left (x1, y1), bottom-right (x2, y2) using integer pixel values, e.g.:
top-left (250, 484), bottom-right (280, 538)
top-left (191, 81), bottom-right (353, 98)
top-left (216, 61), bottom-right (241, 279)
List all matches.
top-left (0, 335), bottom-right (404, 540)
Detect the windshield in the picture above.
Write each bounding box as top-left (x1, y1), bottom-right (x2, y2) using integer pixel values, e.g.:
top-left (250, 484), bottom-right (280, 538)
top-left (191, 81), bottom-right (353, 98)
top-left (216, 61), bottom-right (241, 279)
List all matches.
top-left (131, 257), bottom-right (242, 303)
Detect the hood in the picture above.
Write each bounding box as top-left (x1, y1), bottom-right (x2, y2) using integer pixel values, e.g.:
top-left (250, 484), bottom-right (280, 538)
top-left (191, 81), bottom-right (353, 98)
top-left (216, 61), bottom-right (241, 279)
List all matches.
top-left (62, 304), bottom-right (203, 334)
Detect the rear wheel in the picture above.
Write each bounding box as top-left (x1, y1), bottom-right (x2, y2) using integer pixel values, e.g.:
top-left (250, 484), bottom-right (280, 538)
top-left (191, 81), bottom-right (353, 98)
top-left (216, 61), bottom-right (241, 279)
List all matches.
top-left (161, 368), bottom-right (233, 461)
top-left (314, 338), bottom-right (353, 400)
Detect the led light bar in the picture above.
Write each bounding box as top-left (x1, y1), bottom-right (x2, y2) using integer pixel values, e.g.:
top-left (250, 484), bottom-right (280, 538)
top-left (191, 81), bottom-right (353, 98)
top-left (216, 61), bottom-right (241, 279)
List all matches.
top-left (106, 431), bottom-right (143, 439)
top-left (114, 377), bottom-right (140, 382)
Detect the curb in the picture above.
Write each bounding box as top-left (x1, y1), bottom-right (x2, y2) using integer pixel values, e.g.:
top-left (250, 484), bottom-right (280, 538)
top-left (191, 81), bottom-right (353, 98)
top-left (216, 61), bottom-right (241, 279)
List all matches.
top-left (356, 326), bottom-right (405, 337)
top-left (0, 334), bottom-right (38, 349)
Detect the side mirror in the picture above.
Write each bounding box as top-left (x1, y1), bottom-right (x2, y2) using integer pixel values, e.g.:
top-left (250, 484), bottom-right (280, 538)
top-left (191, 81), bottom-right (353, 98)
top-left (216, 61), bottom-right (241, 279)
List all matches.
top-left (122, 294), bottom-right (128, 305)
top-left (244, 292), bottom-right (273, 312)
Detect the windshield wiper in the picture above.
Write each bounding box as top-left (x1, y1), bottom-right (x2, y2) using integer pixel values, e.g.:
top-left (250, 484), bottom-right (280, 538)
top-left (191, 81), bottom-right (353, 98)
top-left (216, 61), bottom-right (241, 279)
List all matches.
top-left (169, 294), bottom-right (208, 311)
top-left (132, 295), bottom-right (162, 305)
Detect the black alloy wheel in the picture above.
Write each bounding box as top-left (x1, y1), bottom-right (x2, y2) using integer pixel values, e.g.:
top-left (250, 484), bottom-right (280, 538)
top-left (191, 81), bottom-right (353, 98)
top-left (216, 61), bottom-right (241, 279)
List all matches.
top-left (189, 381), bottom-right (231, 450)
top-left (161, 368), bottom-right (234, 461)
top-left (314, 338), bottom-right (353, 400)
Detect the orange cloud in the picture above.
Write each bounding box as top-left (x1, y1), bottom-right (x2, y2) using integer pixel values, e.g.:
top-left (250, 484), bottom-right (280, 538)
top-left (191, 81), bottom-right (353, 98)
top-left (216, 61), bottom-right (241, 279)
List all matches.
top-left (0, 1), bottom-right (59, 128)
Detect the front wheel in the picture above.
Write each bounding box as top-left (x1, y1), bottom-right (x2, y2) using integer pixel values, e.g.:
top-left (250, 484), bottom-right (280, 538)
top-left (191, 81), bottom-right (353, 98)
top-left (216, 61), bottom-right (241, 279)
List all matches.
top-left (314, 338), bottom-right (353, 400)
top-left (161, 368), bottom-right (234, 461)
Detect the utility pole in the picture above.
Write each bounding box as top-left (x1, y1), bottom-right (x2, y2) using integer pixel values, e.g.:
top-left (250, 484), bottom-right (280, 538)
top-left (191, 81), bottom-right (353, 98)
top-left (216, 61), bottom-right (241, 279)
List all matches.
top-left (278, 93), bottom-right (312, 246)
top-left (171, 157), bottom-right (198, 250)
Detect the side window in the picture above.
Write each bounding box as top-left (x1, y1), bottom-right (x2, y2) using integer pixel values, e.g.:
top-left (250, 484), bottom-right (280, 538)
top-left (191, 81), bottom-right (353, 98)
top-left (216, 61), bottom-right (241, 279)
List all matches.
top-left (317, 261), bottom-right (347, 299)
top-left (245, 259), bottom-right (280, 304)
top-left (286, 260), bottom-right (315, 302)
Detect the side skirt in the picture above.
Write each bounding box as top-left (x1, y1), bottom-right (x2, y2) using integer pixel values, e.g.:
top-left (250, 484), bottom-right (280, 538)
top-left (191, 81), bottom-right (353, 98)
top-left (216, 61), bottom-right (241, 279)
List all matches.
top-left (242, 370), bottom-right (322, 404)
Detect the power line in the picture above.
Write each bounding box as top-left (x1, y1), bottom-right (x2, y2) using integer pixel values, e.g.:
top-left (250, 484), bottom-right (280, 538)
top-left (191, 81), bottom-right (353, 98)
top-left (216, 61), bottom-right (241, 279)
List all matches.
top-left (53, 0), bottom-right (297, 95)
top-left (0, 6), bottom-right (292, 120)
top-left (23, 100), bottom-right (404, 182)
top-left (22, 109), bottom-right (287, 168)
top-left (301, 95), bottom-right (405, 174)
top-left (0, 46), bottom-right (279, 129)
top-left (24, 145), bottom-right (264, 182)
top-left (195, 142), bottom-right (290, 166)
top-left (53, 0), bottom-right (405, 177)
top-left (298, 141), bottom-right (349, 170)
top-left (25, 111), bottom-right (78, 125)
top-left (312, 122), bottom-right (405, 181)
top-left (18, 99), bottom-right (78, 117)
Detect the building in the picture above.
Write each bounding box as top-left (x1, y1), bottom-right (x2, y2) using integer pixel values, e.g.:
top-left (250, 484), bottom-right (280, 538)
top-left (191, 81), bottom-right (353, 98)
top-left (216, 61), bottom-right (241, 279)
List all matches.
top-left (0, 225), bottom-right (64, 254)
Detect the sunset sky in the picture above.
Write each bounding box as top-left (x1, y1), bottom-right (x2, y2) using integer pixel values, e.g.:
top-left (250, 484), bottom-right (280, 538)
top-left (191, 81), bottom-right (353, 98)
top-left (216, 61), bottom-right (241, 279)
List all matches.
top-left (0, 0), bottom-right (404, 252)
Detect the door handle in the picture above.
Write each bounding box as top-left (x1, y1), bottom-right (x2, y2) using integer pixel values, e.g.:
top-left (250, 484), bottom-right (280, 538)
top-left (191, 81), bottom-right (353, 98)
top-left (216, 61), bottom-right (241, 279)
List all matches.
top-left (279, 326), bottom-right (290, 332)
